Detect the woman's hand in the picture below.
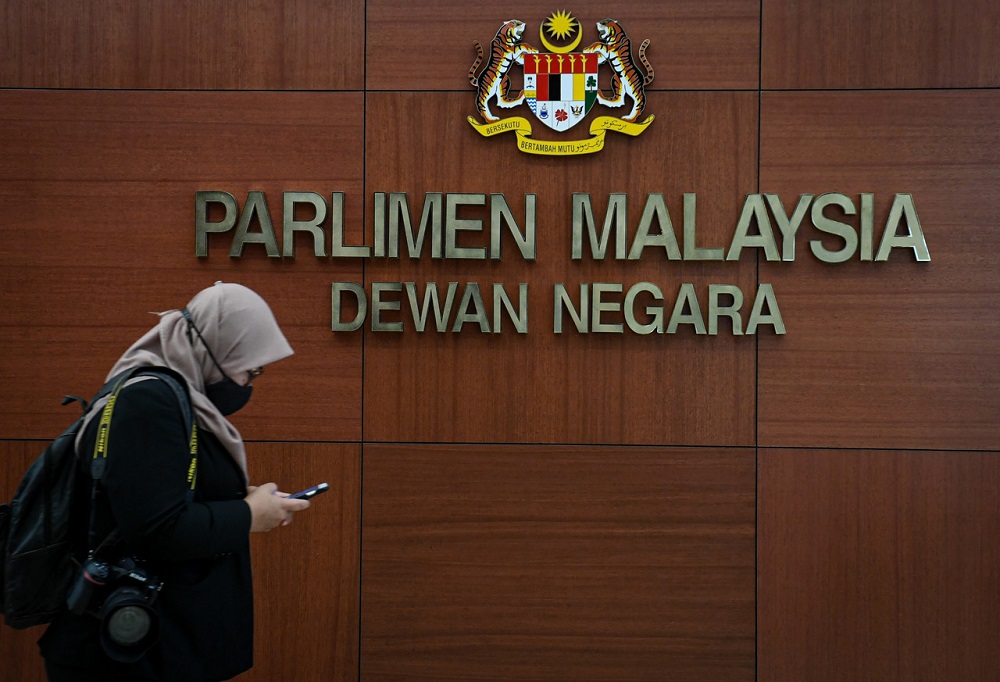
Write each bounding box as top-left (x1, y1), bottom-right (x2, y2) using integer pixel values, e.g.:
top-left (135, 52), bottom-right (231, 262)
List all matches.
top-left (244, 482), bottom-right (311, 532)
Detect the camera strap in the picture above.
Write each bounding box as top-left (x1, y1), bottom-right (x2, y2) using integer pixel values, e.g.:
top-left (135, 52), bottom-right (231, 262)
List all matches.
top-left (85, 367), bottom-right (199, 555)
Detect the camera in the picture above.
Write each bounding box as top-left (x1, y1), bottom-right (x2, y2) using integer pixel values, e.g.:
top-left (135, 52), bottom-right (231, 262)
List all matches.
top-left (66, 555), bottom-right (163, 662)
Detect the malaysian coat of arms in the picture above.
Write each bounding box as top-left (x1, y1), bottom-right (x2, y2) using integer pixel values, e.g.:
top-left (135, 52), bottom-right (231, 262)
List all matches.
top-left (468, 11), bottom-right (654, 155)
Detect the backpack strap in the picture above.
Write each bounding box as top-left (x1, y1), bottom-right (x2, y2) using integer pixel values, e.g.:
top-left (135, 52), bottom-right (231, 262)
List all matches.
top-left (88, 367), bottom-right (196, 481)
top-left (84, 366), bottom-right (198, 556)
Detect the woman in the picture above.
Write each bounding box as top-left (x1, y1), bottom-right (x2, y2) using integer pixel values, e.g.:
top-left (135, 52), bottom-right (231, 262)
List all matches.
top-left (39, 282), bottom-right (310, 681)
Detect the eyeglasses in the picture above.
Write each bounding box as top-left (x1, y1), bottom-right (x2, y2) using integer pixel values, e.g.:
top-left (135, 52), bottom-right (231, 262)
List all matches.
top-left (247, 367), bottom-right (264, 384)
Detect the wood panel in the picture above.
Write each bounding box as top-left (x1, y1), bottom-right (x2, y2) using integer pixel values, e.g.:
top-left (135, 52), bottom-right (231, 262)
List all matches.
top-left (361, 444), bottom-right (755, 681)
top-left (758, 91), bottom-right (1000, 450)
top-left (0, 0), bottom-right (365, 90)
top-left (0, 90), bottom-right (365, 442)
top-left (762, 0), bottom-right (1000, 89)
top-left (363, 91), bottom-right (758, 445)
top-left (366, 0), bottom-right (759, 91)
top-left (759, 449), bottom-right (1000, 680)
top-left (246, 442), bottom-right (360, 682)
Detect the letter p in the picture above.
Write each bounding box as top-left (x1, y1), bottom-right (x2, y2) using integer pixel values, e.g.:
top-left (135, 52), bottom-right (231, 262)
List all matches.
top-left (195, 191), bottom-right (238, 257)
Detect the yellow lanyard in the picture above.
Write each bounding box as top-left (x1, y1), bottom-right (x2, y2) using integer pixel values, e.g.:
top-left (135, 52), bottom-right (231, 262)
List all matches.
top-left (92, 374), bottom-right (198, 491)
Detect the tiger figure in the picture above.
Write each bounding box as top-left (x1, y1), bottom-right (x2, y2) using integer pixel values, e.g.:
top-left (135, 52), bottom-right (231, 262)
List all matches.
top-left (468, 19), bottom-right (537, 122)
top-left (583, 19), bottom-right (654, 123)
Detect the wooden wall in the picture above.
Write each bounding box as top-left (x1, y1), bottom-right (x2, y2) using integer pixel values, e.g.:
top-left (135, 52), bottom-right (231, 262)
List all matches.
top-left (1, 1), bottom-right (997, 680)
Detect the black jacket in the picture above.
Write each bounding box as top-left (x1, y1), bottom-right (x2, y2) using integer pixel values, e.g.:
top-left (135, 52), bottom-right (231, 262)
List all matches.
top-left (39, 375), bottom-right (254, 681)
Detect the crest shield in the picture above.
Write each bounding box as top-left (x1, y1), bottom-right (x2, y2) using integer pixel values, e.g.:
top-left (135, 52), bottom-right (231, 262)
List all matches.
top-left (524, 53), bottom-right (598, 132)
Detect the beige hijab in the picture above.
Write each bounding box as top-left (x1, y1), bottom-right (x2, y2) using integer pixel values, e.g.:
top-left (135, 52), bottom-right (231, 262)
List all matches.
top-left (101, 282), bottom-right (293, 480)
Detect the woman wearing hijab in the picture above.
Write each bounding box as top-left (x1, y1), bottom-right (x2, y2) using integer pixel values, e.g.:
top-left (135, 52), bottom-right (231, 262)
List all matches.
top-left (39, 282), bottom-right (310, 681)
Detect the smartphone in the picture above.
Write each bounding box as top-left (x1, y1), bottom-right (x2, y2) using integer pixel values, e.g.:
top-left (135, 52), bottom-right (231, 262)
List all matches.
top-left (288, 482), bottom-right (329, 500)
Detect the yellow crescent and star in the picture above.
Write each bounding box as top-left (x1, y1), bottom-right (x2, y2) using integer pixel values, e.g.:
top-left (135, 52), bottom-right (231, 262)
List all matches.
top-left (468, 10), bottom-right (654, 156)
top-left (539, 9), bottom-right (582, 53)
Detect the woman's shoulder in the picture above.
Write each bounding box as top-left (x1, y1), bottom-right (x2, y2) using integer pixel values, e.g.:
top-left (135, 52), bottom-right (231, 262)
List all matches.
top-left (114, 368), bottom-right (190, 398)
top-left (111, 372), bottom-right (193, 431)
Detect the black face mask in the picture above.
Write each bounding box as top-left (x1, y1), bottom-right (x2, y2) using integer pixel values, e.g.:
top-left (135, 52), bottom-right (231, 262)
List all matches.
top-left (182, 307), bottom-right (254, 415)
top-left (204, 377), bottom-right (253, 416)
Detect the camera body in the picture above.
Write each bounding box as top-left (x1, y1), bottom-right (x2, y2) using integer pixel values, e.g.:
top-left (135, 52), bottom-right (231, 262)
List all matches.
top-left (66, 555), bottom-right (163, 662)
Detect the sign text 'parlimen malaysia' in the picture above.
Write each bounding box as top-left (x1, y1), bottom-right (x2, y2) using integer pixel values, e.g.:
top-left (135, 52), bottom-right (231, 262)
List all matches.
top-left (194, 191), bottom-right (931, 336)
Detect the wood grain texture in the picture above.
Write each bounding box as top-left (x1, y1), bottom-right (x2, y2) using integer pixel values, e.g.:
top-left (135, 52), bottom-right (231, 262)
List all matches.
top-left (0, 90), bottom-right (365, 442)
top-left (245, 442), bottom-right (360, 682)
top-left (759, 449), bottom-right (1000, 681)
top-left (762, 0), bottom-right (1000, 89)
top-left (758, 91), bottom-right (1000, 450)
top-left (0, 624), bottom-right (46, 681)
top-left (366, 0), bottom-right (759, 91)
top-left (361, 444), bottom-right (755, 681)
top-left (363, 91), bottom-right (759, 446)
top-left (0, 0), bottom-right (365, 90)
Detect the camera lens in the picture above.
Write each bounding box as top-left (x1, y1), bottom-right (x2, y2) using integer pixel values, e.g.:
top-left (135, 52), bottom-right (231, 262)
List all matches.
top-left (106, 604), bottom-right (151, 645)
top-left (92, 557), bottom-right (162, 662)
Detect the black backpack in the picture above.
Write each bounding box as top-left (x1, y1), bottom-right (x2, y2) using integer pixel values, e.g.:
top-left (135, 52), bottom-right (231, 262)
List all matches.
top-left (0, 366), bottom-right (193, 629)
